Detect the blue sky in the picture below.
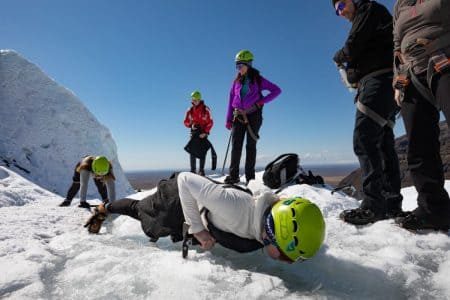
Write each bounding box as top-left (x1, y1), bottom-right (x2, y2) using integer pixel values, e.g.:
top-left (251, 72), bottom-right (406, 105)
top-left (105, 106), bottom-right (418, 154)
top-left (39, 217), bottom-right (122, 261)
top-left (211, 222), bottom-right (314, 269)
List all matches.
top-left (1, 0), bottom-right (401, 170)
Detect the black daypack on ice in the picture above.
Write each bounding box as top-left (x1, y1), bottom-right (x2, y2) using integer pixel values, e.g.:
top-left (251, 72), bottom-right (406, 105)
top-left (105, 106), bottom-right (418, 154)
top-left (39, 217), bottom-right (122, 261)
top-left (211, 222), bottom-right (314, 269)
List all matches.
top-left (263, 153), bottom-right (299, 189)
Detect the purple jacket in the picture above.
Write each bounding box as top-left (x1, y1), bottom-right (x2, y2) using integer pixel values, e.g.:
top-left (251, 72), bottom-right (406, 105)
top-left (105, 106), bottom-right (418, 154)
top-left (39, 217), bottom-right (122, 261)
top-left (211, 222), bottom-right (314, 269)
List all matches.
top-left (226, 76), bottom-right (281, 124)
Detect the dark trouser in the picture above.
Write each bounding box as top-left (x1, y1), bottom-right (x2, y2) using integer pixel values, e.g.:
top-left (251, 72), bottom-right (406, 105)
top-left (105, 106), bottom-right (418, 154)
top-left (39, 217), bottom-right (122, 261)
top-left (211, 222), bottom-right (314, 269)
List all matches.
top-left (190, 154), bottom-right (205, 173)
top-left (400, 72), bottom-right (450, 221)
top-left (229, 109), bottom-right (263, 181)
top-left (106, 198), bottom-right (141, 220)
top-left (66, 163), bottom-right (108, 201)
top-left (354, 73), bottom-right (402, 214)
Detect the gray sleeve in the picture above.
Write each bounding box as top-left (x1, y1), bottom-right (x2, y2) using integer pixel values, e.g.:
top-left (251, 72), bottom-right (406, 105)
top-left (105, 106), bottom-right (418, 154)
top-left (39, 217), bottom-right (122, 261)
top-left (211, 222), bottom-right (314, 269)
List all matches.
top-left (105, 178), bottom-right (116, 202)
top-left (393, 2), bottom-right (401, 53)
top-left (79, 170), bottom-right (90, 202)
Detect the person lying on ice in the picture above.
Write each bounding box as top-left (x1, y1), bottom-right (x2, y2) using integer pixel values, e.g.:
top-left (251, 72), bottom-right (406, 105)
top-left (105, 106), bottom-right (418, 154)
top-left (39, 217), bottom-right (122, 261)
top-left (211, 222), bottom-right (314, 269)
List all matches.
top-left (85, 172), bottom-right (325, 263)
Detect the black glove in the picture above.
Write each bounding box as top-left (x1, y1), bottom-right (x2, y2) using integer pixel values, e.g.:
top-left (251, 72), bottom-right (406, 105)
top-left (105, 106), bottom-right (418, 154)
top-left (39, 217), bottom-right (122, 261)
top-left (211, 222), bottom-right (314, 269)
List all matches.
top-left (333, 49), bottom-right (346, 65)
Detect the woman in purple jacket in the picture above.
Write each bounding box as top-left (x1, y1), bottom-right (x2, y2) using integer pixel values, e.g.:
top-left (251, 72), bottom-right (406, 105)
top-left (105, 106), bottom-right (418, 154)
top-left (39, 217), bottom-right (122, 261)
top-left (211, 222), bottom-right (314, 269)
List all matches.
top-left (224, 50), bottom-right (281, 184)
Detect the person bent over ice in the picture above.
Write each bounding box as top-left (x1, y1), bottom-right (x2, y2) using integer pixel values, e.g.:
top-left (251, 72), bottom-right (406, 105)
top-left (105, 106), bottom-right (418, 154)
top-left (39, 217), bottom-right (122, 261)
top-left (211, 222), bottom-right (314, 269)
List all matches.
top-left (59, 155), bottom-right (116, 209)
top-left (86, 172), bottom-right (325, 263)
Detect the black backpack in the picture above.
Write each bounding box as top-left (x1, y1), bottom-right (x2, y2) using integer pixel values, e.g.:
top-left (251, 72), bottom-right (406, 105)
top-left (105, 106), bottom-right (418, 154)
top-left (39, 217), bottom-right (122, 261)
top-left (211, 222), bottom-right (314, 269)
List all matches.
top-left (263, 153), bottom-right (299, 189)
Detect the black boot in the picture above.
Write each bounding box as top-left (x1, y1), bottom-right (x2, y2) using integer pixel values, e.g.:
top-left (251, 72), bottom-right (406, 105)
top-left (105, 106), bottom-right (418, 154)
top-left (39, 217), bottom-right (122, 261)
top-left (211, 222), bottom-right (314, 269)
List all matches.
top-left (198, 170), bottom-right (205, 176)
top-left (224, 175), bottom-right (240, 184)
top-left (340, 208), bottom-right (387, 225)
top-left (386, 207), bottom-right (408, 219)
top-left (385, 194), bottom-right (405, 218)
top-left (78, 201), bottom-right (91, 209)
top-left (395, 210), bottom-right (450, 232)
top-left (59, 199), bottom-right (72, 207)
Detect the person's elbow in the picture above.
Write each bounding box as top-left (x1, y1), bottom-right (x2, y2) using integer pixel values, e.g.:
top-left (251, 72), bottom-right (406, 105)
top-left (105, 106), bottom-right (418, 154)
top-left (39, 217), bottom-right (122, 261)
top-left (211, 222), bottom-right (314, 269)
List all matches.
top-left (273, 85), bottom-right (282, 98)
top-left (268, 85), bottom-right (282, 100)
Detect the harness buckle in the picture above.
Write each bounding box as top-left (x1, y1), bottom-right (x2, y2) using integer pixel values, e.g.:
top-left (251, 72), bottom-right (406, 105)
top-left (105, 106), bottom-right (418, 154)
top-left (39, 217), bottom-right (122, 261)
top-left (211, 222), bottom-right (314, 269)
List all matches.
top-left (394, 74), bottom-right (410, 90)
top-left (233, 109), bottom-right (249, 124)
top-left (432, 53), bottom-right (450, 73)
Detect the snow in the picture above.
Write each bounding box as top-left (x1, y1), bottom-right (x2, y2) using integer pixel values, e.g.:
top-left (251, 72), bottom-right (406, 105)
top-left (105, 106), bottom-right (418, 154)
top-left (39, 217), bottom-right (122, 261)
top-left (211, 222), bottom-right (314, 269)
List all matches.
top-left (0, 50), bottom-right (133, 199)
top-left (0, 166), bottom-right (449, 299)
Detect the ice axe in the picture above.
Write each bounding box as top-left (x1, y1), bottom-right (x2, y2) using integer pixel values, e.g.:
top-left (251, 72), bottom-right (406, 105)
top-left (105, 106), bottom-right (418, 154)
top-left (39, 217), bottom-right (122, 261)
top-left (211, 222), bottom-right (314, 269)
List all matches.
top-left (221, 128), bottom-right (233, 175)
top-left (331, 183), bottom-right (356, 196)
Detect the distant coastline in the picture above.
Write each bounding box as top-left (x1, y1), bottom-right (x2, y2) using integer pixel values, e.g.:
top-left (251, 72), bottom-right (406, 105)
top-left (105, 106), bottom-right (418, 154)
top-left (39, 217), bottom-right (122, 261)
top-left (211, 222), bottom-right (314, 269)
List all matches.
top-left (125, 163), bottom-right (358, 191)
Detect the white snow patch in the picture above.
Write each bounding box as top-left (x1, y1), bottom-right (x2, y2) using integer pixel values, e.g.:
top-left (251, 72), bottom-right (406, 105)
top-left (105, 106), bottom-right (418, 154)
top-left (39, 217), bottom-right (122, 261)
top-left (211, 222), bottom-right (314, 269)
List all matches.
top-left (0, 168), bottom-right (449, 298)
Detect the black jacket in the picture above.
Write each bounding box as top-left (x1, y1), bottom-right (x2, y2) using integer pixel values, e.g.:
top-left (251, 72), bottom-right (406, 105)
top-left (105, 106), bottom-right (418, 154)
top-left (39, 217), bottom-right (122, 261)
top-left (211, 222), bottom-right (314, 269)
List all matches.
top-left (184, 129), bottom-right (217, 170)
top-left (137, 173), bottom-right (185, 242)
top-left (334, 0), bottom-right (394, 83)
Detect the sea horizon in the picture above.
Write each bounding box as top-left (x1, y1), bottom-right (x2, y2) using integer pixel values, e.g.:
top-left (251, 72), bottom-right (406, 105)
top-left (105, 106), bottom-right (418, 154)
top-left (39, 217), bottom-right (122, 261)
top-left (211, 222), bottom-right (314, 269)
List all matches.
top-left (125, 162), bottom-right (359, 191)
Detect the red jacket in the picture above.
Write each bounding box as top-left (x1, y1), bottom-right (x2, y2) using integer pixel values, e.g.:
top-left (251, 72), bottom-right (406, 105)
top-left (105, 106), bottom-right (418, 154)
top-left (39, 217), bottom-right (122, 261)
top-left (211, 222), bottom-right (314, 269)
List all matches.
top-left (183, 101), bottom-right (213, 134)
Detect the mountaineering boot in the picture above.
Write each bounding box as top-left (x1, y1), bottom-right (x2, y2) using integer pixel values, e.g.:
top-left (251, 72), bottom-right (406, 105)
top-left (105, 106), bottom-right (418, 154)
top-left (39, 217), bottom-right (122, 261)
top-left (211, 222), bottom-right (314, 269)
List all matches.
top-left (59, 199), bottom-right (72, 207)
top-left (84, 203), bottom-right (107, 234)
top-left (198, 170), bottom-right (205, 176)
top-left (224, 175), bottom-right (240, 184)
top-left (340, 208), bottom-right (387, 225)
top-left (386, 205), bottom-right (407, 219)
top-left (395, 209), bottom-right (450, 232)
top-left (385, 195), bottom-right (405, 218)
top-left (78, 201), bottom-right (91, 209)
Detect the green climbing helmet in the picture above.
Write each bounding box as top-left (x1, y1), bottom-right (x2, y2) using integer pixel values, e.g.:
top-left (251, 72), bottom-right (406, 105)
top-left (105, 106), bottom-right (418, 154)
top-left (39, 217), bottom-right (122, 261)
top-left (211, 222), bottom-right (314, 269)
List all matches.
top-left (235, 50), bottom-right (254, 63)
top-left (270, 197), bottom-right (325, 261)
top-left (92, 156), bottom-right (110, 176)
top-left (191, 90), bottom-right (202, 101)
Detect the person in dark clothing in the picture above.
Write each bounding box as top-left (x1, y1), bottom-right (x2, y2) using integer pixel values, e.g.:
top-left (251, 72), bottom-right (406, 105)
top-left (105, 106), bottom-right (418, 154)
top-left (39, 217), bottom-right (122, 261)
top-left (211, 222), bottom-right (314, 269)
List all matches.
top-left (224, 50), bottom-right (281, 185)
top-left (59, 156), bottom-right (116, 208)
top-left (392, 0), bottom-right (450, 231)
top-left (332, 0), bottom-right (403, 225)
top-left (183, 90), bottom-right (214, 176)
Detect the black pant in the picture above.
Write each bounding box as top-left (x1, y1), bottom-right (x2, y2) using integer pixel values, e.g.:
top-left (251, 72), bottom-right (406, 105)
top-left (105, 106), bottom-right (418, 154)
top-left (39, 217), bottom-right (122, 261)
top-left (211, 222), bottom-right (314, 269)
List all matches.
top-left (400, 72), bottom-right (450, 220)
top-left (229, 109), bottom-right (263, 181)
top-left (190, 154), bottom-right (205, 173)
top-left (107, 198), bottom-right (141, 220)
top-left (354, 73), bottom-right (402, 214)
top-left (65, 163), bottom-right (108, 201)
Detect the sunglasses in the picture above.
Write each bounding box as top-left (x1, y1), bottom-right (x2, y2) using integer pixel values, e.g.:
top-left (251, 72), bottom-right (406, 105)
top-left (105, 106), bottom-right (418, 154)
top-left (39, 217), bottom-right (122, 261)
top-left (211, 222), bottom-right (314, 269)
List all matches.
top-left (236, 63), bottom-right (247, 70)
top-left (335, 2), bottom-right (346, 15)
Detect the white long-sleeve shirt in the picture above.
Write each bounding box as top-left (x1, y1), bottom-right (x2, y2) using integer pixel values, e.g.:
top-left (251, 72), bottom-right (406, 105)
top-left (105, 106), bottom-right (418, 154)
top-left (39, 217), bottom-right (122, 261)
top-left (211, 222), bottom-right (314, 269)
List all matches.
top-left (177, 172), bottom-right (278, 243)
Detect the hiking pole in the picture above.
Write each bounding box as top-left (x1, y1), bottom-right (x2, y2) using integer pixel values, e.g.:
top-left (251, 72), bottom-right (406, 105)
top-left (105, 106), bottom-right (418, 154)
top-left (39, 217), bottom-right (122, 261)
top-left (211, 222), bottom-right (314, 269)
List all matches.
top-left (221, 129), bottom-right (233, 175)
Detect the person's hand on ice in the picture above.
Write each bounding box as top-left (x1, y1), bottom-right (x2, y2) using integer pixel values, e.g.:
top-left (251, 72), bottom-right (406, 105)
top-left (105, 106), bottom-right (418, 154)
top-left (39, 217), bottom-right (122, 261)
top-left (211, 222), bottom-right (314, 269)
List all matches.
top-left (194, 230), bottom-right (216, 250)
